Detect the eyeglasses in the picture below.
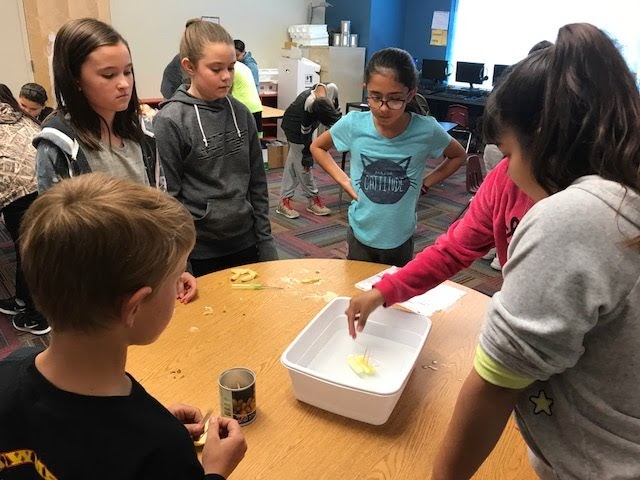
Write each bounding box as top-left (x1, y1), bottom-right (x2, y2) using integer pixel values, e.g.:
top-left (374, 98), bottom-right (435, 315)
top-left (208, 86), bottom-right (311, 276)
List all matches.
top-left (365, 94), bottom-right (410, 110)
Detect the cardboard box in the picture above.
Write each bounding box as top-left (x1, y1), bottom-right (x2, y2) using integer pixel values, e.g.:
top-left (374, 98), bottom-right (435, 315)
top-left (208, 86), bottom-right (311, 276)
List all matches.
top-left (267, 143), bottom-right (289, 169)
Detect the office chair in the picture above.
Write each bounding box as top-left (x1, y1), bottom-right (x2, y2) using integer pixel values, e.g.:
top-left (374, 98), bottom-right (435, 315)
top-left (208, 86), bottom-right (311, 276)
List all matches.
top-left (449, 128), bottom-right (472, 153)
top-left (446, 104), bottom-right (469, 129)
top-left (452, 154), bottom-right (483, 222)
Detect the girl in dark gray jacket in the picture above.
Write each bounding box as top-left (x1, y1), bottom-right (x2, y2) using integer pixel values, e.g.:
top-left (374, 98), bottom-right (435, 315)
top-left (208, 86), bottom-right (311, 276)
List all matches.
top-left (154, 19), bottom-right (277, 276)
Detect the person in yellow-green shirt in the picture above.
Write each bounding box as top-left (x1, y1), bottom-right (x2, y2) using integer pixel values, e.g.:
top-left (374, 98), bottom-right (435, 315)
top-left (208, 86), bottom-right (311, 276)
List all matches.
top-left (231, 60), bottom-right (263, 137)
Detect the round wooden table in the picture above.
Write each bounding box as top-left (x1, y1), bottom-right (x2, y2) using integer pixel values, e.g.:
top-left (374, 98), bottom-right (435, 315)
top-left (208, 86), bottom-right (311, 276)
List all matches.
top-left (127, 258), bottom-right (536, 479)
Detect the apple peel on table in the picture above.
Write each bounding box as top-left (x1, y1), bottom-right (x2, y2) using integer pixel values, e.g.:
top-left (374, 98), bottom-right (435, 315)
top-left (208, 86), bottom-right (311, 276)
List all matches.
top-left (229, 268), bottom-right (258, 282)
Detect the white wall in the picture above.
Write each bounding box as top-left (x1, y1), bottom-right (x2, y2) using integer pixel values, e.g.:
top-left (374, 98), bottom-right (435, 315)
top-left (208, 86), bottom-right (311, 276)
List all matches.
top-left (110, 0), bottom-right (310, 99)
top-left (1, 0), bottom-right (33, 96)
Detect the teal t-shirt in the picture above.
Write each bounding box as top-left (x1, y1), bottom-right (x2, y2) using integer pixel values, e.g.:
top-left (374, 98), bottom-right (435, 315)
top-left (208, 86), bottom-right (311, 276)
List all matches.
top-left (331, 111), bottom-right (451, 249)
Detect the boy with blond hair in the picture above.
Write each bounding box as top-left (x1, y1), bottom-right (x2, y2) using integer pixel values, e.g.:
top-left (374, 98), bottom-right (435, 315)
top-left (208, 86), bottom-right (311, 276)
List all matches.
top-left (0, 173), bottom-right (246, 479)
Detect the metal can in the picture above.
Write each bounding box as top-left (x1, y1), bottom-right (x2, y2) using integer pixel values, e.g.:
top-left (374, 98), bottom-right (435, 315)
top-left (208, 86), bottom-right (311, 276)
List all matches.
top-left (218, 367), bottom-right (256, 426)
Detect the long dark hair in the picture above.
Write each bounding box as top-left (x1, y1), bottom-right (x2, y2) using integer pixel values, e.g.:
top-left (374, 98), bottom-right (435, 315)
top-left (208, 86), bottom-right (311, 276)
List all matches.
top-left (0, 84), bottom-right (22, 112)
top-left (53, 18), bottom-right (142, 149)
top-left (484, 23), bottom-right (640, 250)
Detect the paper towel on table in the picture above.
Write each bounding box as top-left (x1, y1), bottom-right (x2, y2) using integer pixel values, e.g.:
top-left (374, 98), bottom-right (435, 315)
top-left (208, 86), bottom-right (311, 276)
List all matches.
top-left (355, 266), bottom-right (466, 317)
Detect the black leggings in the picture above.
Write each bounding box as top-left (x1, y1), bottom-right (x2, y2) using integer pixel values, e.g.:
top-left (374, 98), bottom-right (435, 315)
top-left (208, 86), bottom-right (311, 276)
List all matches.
top-left (252, 112), bottom-right (263, 135)
top-left (346, 227), bottom-right (414, 267)
top-left (1, 192), bottom-right (38, 305)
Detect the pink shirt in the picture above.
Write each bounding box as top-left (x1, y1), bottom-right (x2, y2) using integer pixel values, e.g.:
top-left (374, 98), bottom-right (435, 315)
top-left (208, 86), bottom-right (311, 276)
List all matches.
top-left (375, 158), bottom-right (534, 306)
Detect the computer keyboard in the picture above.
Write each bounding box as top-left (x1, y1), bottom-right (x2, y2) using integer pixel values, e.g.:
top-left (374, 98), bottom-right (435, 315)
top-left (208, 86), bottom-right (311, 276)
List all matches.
top-left (421, 87), bottom-right (447, 95)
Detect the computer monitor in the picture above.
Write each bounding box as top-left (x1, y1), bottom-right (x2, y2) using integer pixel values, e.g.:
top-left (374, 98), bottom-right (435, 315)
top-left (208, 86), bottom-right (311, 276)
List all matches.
top-left (492, 64), bottom-right (510, 86)
top-left (421, 59), bottom-right (448, 82)
top-left (455, 62), bottom-right (486, 88)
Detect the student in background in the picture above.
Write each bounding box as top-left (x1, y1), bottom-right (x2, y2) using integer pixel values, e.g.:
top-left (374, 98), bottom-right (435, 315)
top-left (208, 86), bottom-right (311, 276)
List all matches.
top-left (311, 47), bottom-right (467, 267)
top-left (161, 53), bottom-right (189, 99)
top-left (275, 83), bottom-right (341, 219)
top-left (33, 17), bottom-right (197, 304)
top-left (18, 82), bottom-right (53, 124)
top-left (480, 40), bottom-right (551, 272)
top-left (480, 143), bottom-right (505, 271)
top-left (345, 40), bottom-right (554, 336)
top-left (234, 39), bottom-right (259, 91)
top-left (432, 23), bottom-right (640, 479)
top-left (0, 173), bottom-right (247, 479)
top-left (154, 19), bottom-right (278, 277)
top-left (230, 60), bottom-right (263, 137)
top-left (0, 84), bottom-right (49, 335)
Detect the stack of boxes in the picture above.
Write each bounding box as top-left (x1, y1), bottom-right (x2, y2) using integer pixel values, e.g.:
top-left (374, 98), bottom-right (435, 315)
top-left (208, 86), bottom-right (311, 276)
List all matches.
top-left (287, 24), bottom-right (329, 46)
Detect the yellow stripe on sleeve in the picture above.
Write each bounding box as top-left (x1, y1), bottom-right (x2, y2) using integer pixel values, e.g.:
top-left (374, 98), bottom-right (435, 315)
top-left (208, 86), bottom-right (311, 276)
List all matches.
top-left (474, 344), bottom-right (535, 389)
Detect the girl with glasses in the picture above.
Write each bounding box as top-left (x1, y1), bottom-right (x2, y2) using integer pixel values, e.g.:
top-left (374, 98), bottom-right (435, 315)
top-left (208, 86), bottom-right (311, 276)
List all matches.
top-left (311, 47), bottom-right (467, 266)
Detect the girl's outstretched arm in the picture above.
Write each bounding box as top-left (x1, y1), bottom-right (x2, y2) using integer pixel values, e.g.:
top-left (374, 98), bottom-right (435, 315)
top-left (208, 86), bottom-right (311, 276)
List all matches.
top-left (311, 130), bottom-right (358, 201)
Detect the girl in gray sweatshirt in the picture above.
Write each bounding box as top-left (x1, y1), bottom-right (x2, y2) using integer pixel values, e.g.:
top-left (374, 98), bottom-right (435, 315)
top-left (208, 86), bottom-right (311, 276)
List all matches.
top-left (154, 20), bottom-right (277, 277)
top-left (433, 23), bottom-right (640, 480)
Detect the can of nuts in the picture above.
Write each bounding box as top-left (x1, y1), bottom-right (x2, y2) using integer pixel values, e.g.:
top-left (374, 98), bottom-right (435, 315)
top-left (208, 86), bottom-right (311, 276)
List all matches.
top-left (218, 367), bottom-right (256, 426)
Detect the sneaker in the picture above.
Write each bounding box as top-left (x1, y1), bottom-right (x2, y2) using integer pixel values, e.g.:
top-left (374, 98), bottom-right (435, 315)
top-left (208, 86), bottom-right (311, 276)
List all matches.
top-left (490, 254), bottom-right (502, 271)
top-left (0, 297), bottom-right (26, 315)
top-left (307, 196), bottom-right (331, 216)
top-left (276, 198), bottom-right (300, 219)
top-left (12, 311), bottom-right (51, 336)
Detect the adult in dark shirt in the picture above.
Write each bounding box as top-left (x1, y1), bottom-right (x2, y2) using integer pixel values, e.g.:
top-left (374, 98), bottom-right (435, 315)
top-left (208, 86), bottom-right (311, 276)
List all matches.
top-left (160, 53), bottom-right (189, 99)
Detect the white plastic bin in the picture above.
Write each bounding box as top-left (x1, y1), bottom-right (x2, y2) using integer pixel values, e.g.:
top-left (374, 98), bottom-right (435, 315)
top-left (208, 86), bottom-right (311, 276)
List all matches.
top-left (281, 297), bottom-right (431, 425)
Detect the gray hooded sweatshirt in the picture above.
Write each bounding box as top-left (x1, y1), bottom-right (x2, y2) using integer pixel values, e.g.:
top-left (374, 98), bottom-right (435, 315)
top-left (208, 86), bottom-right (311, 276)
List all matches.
top-left (480, 176), bottom-right (640, 479)
top-left (153, 87), bottom-right (277, 261)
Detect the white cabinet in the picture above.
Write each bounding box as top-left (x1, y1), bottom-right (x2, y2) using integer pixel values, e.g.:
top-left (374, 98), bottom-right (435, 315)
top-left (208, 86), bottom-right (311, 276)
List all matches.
top-left (301, 46), bottom-right (366, 113)
top-left (277, 57), bottom-right (321, 111)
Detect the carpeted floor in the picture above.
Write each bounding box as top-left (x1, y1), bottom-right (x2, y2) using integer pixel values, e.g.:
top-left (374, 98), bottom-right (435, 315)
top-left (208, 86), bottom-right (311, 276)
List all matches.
top-left (0, 225), bottom-right (50, 358)
top-left (0, 153), bottom-right (502, 358)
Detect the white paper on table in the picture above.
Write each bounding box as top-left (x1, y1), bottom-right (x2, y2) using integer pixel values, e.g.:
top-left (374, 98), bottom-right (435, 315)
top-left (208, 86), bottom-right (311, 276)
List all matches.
top-left (355, 266), bottom-right (466, 317)
top-left (431, 11), bottom-right (450, 30)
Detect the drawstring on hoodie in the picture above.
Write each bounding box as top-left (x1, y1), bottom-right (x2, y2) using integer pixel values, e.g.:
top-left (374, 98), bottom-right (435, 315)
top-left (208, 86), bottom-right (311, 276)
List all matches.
top-left (194, 105), bottom-right (208, 147)
top-left (194, 98), bottom-right (241, 146)
top-left (226, 96), bottom-right (242, 138)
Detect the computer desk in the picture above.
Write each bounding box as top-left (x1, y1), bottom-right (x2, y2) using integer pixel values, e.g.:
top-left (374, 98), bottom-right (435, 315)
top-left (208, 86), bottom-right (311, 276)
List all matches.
top-left (419, 90), bottom-right (487, 151)
top-left (422, 91), bottom-right (488, 108)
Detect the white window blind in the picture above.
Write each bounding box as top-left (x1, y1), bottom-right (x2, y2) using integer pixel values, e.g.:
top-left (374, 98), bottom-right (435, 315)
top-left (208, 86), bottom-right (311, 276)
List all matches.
top-left (449, 0), bottom-right (640, 88)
